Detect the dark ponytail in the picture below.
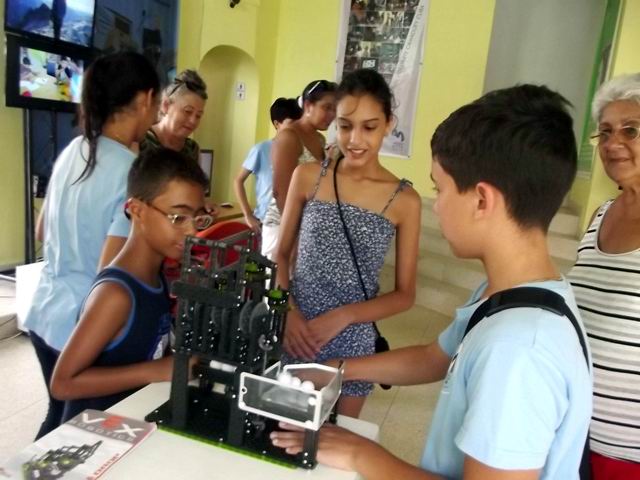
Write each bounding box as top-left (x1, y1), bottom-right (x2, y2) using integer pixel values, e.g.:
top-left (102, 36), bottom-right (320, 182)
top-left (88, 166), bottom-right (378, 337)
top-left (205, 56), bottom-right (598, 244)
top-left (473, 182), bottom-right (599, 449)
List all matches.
top-left (75, 51), bottom-right (160, 183)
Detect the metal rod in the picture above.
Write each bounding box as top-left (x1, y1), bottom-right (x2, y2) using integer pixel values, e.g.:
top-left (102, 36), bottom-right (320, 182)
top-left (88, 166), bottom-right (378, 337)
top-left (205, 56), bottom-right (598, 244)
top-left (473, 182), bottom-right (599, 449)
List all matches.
top-left (23, 110), bottom-right (35, 264)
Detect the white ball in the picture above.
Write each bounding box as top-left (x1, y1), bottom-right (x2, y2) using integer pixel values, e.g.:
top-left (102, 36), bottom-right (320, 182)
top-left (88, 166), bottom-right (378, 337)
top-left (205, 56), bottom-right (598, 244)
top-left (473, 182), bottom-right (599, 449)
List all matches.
top-left (290, 376), bottom-right (302, 387)
top-left (301, 380), bottom-right (315, 392)
top-left (277, 372), bottom-right (292, 385)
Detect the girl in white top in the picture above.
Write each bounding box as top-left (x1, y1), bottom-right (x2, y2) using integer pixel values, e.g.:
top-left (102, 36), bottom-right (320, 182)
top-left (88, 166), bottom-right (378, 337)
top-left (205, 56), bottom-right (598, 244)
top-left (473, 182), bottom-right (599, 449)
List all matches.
top-left (261, 80), bottom-right (337, 259)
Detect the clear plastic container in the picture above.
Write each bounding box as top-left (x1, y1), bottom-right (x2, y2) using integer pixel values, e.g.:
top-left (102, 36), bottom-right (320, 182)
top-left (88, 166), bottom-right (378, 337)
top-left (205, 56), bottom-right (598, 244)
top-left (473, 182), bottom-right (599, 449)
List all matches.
top-left (238, 362), bottom-right (343, 430)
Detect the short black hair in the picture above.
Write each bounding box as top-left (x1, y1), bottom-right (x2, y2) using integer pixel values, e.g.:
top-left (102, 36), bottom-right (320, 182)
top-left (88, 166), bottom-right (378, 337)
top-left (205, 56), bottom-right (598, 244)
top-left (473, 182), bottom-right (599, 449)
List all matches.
top-left (431, 84), bottom-right (577, 231)
top-left (270, 97), bottom-right (302, 123)
top-left (337, 68), bottom-right (394, 120)
top-left (128, 148), bottom-right (209, 201)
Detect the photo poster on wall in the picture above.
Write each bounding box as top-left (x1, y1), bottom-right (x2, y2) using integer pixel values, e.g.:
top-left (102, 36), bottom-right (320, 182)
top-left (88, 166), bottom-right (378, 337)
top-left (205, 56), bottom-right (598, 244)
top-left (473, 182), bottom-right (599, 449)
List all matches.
top-left (336, 0), bottom-right (429, 158)
top-left (92, 0), bottom-right (179, 85)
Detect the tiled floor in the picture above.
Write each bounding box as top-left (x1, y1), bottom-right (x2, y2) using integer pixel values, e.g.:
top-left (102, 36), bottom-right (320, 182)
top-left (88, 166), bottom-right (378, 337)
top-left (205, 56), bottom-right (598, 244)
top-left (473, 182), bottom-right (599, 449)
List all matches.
top-left (361, 306), bottom-right (450, 464)
top-left (0, 278), bottom-right (451, 468)
top-left (0, 278), bottom-right (49, 465)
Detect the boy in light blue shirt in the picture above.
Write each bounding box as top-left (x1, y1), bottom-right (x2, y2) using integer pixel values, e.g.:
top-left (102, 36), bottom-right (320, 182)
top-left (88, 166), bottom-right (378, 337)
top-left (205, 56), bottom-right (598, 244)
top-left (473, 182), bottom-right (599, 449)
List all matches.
top-left (234, 97), bottom-right (301, 231)
top-left (271, 85), bottom-right (592, 479)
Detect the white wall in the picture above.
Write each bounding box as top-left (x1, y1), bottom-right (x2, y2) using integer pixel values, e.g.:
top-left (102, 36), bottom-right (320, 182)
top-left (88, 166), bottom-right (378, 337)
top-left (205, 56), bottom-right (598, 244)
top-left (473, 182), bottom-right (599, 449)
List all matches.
top-left (483, 0), bottom-right (606, 143)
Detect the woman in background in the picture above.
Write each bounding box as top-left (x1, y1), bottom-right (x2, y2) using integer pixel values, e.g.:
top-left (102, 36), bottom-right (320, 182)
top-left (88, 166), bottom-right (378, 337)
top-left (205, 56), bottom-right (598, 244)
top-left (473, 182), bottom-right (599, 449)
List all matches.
top-left (261, 79), bottom-right (338, 259)
top-left (139, 69), bottom-right (207, 162)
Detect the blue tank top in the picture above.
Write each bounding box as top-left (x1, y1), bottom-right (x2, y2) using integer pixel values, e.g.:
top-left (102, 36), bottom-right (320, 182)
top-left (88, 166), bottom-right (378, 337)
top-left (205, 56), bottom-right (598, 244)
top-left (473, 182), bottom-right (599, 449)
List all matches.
top-left (62, 267), bottom-right (171, 420)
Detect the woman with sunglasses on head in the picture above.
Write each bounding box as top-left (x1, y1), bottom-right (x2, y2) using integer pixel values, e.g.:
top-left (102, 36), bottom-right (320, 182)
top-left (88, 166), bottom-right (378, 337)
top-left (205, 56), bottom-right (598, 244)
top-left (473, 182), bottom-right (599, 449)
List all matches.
top-left (139, 69), bottom-right (207, 162)
top-left (261, 79), bottom-right (338, 260)
top-left (275, 69), bottom-right (420, 417)
top-left (567, 73), bottom-right (640, 479)
top-left (25, 52), bottom-right (161, 439)
top-left (139, 69), bottom-right (219, 218)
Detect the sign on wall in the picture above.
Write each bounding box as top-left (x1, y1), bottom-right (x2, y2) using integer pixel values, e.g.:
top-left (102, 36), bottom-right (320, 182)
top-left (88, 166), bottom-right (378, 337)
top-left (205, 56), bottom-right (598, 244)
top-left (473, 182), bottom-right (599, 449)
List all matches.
top-left (336, 0), bottom-right (429, 158)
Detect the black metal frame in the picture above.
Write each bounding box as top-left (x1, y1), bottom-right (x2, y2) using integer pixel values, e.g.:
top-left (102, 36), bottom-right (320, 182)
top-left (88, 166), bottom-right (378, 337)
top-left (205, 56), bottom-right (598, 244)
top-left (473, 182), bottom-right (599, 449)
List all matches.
top-left (146, 233), bottom-right (325, 469)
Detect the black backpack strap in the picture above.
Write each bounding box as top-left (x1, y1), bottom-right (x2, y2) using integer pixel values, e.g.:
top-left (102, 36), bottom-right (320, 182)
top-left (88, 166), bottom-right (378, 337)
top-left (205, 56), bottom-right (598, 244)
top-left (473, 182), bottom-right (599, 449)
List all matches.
top-left (464, 287), bottom-right (589, 365)
top-left (462, 286), bottom-right (591, 480)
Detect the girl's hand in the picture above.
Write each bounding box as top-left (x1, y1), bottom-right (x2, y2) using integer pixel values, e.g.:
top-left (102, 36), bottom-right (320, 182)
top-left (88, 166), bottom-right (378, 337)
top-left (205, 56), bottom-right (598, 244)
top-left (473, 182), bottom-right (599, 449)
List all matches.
top-left (284, 308), bottom-right (320, 360)
top-left (244, 213), bottom-right (261, 233)
top-left (307, 310), bottom-right (350, 350)
top-left (271, 422), bottom-right (379, 472)
top-left (324, 142), bottom-right (342, 161)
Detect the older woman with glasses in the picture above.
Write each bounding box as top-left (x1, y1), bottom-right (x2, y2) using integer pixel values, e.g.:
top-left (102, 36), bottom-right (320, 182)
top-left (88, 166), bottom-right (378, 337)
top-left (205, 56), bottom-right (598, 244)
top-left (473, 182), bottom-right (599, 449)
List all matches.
top-left (567, 73), bottom-right (640, 479)
top-left (140, 69), bottom-right (207, 161)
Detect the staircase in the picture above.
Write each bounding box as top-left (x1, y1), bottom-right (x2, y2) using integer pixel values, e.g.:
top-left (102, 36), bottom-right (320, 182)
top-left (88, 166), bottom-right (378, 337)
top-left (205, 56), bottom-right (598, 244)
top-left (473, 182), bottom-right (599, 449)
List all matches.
top-left (380, 198), bottom-right (582, 317)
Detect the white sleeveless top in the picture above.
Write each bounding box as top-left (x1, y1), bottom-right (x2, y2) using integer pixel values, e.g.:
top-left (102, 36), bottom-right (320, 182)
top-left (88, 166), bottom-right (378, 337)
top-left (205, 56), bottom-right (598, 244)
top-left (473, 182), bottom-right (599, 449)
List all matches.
top-left (567, 200), bottom-right (640, 463)
top-left (263, 145), bottom-right (318, 227)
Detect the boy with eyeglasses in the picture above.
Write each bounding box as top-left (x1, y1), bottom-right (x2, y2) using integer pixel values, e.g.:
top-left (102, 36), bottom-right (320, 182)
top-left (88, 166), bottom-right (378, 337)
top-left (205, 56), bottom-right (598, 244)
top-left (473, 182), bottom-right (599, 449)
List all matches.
top-left (50, 148), bottom-right (211, 422)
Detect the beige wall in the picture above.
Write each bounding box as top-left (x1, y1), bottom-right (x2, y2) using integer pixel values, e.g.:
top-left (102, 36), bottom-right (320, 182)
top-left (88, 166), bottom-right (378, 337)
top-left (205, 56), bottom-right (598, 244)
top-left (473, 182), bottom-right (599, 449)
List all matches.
top-left (0, 0), bottom-right (26, 268)
top-left (250, 0), bottom-right (496, 197)
top-left (177, 0), bottom-right (281, 202)
top-left (4, 1), bottom-right (631, 266)
top-left (196, 46), bottom-right (259, 203)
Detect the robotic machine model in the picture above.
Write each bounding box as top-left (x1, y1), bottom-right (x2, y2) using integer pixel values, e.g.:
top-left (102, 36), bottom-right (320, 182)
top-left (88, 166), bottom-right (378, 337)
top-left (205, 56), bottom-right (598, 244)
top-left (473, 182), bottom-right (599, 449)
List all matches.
top-left (146, 230), bottom-right (343, 469)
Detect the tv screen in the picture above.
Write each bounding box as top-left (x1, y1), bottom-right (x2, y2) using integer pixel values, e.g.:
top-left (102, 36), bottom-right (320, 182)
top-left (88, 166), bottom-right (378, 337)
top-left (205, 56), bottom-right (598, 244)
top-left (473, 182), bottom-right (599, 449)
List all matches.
top-left (5, 34), bottom-right (90, 111)
top-left (5, 0), bottom-right (96, 48)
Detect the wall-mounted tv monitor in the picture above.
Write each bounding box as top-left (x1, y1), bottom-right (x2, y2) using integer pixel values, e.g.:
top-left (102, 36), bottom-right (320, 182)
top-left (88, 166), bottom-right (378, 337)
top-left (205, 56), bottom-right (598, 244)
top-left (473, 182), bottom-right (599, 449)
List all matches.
top-left (5, 0), bottom-right (96, 48)
top-left (5, 34), bottom-right (91, 111)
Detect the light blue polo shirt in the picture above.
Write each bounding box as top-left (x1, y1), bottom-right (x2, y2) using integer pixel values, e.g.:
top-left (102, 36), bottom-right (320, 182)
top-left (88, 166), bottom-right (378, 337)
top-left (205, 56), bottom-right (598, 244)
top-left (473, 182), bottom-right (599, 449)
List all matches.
top-left (242, 140), bottom-right (273, 221)
top-left (24, 136), bottom-right (135, 351)
top-left (421, 279), bottom-right (592, 479)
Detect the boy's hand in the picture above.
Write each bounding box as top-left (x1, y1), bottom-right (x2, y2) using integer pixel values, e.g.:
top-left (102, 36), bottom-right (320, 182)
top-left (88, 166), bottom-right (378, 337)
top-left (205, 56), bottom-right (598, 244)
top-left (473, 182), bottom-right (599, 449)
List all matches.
top-left (155, 356), bottom-right (175, 382)
top-left (244, 214), bottom-right (261, 233)
top-left (271, 422), bottom-right (379, 472)
top-left (188, 355), bottom-right (200, 380)
top-left (307, 310), bottom-right (349, 350)
top-left (283, 308), bottom-right (320, 360)
top-left (154, 355), bottom-right (198, 383)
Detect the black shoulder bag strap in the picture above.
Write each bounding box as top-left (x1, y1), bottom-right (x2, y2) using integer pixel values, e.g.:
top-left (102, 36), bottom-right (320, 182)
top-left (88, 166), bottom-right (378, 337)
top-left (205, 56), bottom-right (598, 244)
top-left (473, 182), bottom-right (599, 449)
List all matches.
top-left (333, 156), bottom-right (392, 390)
top-left (462, 286), bottom-right (591, 480)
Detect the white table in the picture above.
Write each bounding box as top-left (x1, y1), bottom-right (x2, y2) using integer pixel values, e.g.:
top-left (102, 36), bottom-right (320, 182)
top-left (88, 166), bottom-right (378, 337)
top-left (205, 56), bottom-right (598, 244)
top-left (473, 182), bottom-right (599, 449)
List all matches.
top-left (104, 382), bottom-right (379, 479)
